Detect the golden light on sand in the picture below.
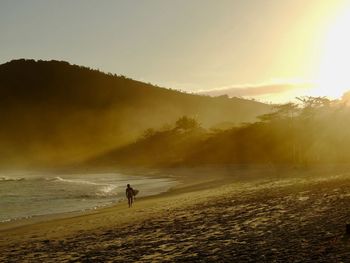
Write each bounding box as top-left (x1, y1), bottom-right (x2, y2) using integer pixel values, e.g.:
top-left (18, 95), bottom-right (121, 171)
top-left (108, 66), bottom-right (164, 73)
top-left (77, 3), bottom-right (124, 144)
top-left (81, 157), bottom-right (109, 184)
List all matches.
top-left (314, 3), bottom-right (350, 99)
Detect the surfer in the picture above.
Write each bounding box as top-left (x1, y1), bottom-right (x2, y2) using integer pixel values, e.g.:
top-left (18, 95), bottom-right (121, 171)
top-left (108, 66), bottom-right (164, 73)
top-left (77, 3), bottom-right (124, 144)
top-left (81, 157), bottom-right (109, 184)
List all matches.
top-left (126, 184), bottom-right (134, 208)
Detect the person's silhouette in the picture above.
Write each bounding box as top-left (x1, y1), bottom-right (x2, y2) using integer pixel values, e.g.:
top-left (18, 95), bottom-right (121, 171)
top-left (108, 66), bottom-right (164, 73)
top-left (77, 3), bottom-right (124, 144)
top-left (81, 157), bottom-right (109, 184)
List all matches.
top-left (125, 184), bottom-right (134, 208)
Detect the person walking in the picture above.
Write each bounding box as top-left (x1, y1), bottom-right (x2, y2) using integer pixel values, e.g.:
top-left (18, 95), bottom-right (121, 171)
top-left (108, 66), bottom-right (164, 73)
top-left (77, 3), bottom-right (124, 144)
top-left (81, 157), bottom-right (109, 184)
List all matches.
top-left (125, 184), bottom-right (134, 208)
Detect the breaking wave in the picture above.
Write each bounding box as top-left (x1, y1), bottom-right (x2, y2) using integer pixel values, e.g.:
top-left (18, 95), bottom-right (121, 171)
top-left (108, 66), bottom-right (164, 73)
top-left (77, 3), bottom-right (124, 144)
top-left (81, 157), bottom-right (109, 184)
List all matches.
top-left (0, 177), bottom-right (25, 182)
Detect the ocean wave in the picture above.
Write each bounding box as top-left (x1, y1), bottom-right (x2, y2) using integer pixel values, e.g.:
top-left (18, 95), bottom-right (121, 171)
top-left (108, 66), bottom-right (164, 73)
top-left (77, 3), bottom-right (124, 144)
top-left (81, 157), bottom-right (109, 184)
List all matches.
top-left (47, 177), bottom-right (119, 197)
top-left (74, 192), bottom-right (118, 199)
top-left (0, 176), bottom-right (101, 184)
top-left (47, 176), bottom-right (99, 185)
top-left (0, 177), bottom-right (25, 182)
top-left (0, 175), bottom-right (119, 196)
top-left (99, 184), bottom-right (118, 193)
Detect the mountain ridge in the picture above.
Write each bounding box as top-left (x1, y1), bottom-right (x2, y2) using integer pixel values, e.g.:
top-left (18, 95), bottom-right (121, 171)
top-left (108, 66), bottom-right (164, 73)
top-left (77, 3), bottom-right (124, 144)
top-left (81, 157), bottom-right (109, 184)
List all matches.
top-left (0, 59), bottom-right (271, 168)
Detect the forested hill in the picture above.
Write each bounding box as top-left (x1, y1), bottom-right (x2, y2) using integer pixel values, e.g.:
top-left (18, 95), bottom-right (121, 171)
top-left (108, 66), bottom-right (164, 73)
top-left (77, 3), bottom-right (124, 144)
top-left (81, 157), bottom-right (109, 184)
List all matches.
top-left (0, 59), bottom-right (270, 168)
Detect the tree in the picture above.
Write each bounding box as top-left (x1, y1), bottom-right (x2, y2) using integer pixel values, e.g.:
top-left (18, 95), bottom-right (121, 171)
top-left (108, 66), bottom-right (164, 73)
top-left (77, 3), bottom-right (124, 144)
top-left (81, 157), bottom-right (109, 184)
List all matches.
top-left (142, 128), bottom-right (156, 139)
top-left (296, 96), bottom-right (332, 120)
top-left (175, 116), bottom-right (199, 130)
top-left (257, 102), bottom-right (299, 122)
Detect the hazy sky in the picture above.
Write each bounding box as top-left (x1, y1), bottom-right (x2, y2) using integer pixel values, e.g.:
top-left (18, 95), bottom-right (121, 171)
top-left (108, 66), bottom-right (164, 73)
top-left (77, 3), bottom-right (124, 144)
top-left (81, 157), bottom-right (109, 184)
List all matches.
top-left (1, 0), bottom-right (348, 102)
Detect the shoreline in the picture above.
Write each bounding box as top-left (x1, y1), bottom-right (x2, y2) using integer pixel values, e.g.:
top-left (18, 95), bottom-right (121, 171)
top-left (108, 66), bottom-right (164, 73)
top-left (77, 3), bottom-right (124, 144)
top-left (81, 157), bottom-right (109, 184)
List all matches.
top-left (3, 167), bottom-right (350, 261)
top-left (0, 171), bottom-right (179, 232)
top-left (0, 167), bottom-right (237, 243)
top-left (0, 165), bottom-right (347, 233)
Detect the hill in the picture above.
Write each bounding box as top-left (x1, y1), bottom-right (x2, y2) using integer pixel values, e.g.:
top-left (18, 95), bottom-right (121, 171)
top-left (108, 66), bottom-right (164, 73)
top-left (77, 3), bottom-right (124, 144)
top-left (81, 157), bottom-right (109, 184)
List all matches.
top-left (0, 59), bottom-right (270, 168)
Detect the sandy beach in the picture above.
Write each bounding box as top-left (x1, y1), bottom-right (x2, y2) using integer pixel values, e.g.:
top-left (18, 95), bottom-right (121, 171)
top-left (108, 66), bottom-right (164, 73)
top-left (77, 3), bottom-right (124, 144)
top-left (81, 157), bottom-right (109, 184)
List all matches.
top-left (2, 167), bottom-right (350, 262)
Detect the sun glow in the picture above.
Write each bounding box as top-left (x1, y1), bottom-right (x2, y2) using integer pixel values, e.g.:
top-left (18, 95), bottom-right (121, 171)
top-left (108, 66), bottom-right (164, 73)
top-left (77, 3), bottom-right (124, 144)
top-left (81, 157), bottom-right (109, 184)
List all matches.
top-left (314, 3), bottom-right (350, 99)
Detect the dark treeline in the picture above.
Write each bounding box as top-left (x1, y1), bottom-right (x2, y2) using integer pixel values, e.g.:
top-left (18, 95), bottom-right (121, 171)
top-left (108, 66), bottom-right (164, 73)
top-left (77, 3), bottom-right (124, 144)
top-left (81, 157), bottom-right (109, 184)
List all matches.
top-left (90, 97), bottom-right (350, 168)
top-left (0, 59), bottom-right (269, 168)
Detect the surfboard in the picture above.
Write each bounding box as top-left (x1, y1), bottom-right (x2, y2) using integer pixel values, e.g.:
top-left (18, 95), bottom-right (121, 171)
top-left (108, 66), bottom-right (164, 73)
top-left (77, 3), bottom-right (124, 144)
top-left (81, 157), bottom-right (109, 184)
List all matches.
top-left (133, 189), bottom-right (139, 197)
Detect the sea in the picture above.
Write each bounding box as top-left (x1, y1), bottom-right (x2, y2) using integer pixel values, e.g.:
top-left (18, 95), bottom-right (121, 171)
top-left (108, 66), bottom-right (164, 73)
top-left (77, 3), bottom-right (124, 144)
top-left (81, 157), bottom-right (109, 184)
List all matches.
top-left (0, 171), bottom-right (176, 223)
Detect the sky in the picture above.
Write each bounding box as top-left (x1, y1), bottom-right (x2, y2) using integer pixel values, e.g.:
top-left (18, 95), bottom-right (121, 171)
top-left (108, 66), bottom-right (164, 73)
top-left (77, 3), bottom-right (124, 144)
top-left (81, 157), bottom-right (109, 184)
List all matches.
top-left (1, 0), bottom-right (349, 103)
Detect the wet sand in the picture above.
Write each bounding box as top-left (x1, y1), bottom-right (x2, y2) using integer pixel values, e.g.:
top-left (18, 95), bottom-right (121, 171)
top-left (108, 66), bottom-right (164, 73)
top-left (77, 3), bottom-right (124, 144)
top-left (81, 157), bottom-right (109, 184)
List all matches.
top-left (1, 168), bottom-right (350, 262)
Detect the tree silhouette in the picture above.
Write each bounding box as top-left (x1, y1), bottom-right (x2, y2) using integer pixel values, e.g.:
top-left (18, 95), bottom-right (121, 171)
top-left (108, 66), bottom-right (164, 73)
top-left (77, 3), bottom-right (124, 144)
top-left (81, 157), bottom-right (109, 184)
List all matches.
top-left (175, 116), bottom-right (199, 130)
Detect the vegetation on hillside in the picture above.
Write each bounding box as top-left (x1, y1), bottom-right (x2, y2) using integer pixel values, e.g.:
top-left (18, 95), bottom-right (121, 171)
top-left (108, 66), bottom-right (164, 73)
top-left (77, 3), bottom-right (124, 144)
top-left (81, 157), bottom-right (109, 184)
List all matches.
top-left (89, 97), bottom-right (350, 168)
top-left (0, 59), bottom-right (269, 168)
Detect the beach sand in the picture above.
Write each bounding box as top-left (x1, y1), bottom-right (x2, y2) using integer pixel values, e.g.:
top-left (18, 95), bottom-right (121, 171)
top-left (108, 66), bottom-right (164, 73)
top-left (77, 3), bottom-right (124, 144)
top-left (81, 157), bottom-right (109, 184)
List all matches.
top-left (1, 167), bottom-right (350, 262)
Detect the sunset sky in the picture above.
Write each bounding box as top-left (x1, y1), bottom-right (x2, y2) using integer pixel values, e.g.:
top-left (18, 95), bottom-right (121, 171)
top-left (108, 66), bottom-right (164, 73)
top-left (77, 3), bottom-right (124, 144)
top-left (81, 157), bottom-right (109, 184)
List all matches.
top-left (1, 0), bottom-right (349, 103)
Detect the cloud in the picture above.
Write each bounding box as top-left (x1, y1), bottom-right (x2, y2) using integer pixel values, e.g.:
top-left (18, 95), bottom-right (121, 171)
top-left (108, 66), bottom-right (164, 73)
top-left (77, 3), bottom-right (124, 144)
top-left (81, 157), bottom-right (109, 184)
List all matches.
top-left (198, 83), bottom-right (313, 97)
